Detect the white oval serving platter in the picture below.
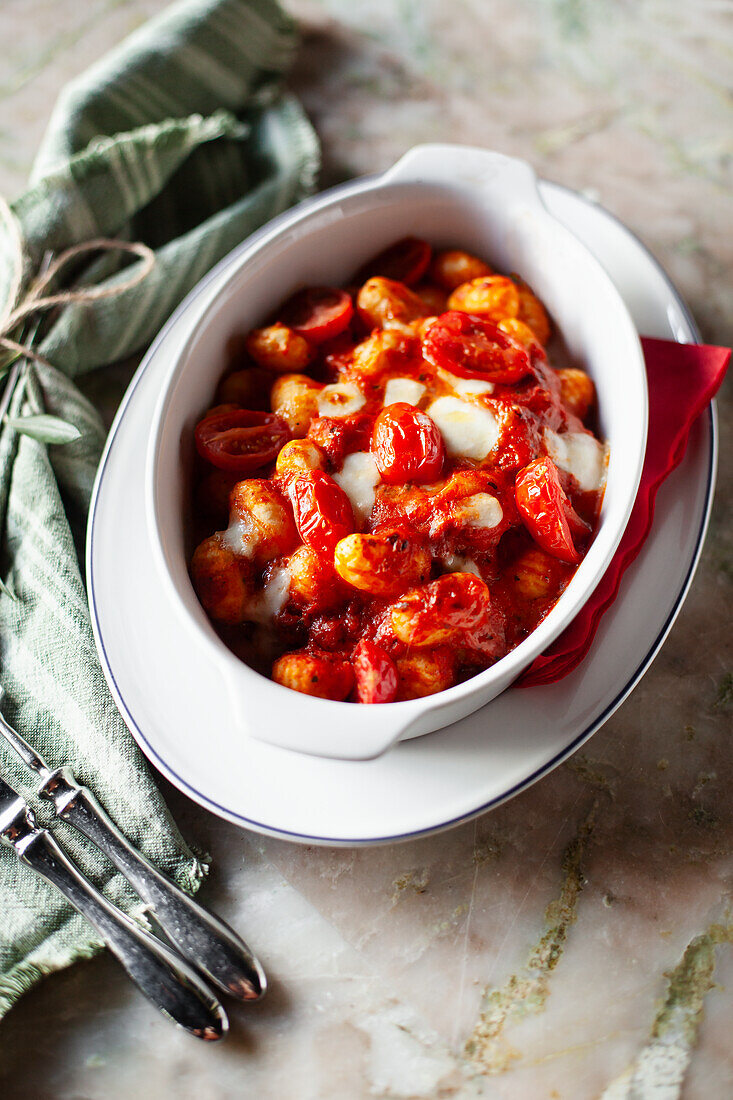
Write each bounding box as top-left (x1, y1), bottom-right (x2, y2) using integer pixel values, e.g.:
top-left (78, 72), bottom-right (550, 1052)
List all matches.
top-left (87, 181), bottom-right (716, 845)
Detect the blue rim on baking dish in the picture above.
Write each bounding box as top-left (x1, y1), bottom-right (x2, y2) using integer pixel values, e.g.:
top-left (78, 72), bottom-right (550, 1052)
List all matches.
top-left (86, 179), bottom-right (717, 844)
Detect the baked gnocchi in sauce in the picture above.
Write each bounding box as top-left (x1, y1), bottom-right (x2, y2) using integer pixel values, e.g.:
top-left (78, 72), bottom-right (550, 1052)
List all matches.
top-left (190, 238), bottom-right (607, 704)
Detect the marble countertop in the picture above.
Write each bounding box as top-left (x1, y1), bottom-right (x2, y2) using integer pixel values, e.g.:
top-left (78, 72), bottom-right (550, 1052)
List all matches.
top-left (0, 2), bottom-right (731, 1097)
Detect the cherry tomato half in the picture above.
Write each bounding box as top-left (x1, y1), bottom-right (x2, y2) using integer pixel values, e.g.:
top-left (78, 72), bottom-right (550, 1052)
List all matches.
top-left (353, 640), bottom-right (398, 704)
top-left (371, 403), bottom-right (445, 485)
top-left (514, 456), bottom-right (585, 564)
top-left (280, 286), bottom-right (354, 344)
top-left (421, 310), bottom-right (532, 383)
top-left (357, 236), bottom-right (432, 285)
top-left (290, 470), bottom-right (355, 556)
top-left (194, 409), bottom-right (289, 473)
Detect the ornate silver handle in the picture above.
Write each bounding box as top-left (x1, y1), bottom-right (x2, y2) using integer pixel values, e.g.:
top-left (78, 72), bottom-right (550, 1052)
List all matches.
top-left (40, 768), bottom-right (266, 1002)
top-left (1, 792), bottom-right (227, 1040)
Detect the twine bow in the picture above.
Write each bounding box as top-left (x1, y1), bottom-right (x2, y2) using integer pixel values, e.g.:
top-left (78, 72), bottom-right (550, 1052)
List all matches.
top-left (0, 196), bottom-right (155, 373)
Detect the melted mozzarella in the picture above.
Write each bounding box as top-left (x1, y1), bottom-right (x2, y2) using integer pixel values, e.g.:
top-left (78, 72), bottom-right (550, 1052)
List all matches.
top-left (438, 368), bottom-right (494, 397)
top-left (262, 566), bottom-right (291, 618)
top-left (221, 516), bottom-right (257, 559)
top-left (333, 451), bottom-right (380, 520)
top-left (383, 377), bottom-right (426, 406)
top-left (441, 552), bottom-right (481, 576)
top-left (317, 382), bottom-right (365, 418)
top-left (453, 492), bottom-right (503, 530)
top-left (246, 565), bottom-right (291, 625)
top-left (427, 397), bottom-right (500, 460)
top-left (545, 429), bottom-right (607, 491)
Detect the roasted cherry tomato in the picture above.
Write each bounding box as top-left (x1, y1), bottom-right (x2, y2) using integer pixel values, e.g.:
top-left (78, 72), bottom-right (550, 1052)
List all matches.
top-left (422, 311), bottom-right (532, 383)
top-left (514, 456), bottom-right (586, 564)
top-left (357, 236), bottom-right (432, 285)
top-left (493, 407), bottom-right (540, 470)
top-left (495, 425), bottom-right (536, 470)
top-left (194, 409), bottom-right (289, 473)
top-left (371, 402), bottom-right (445, 485)
top-left (391, 573), bottom-right (493, 647)
top-left (352, 639), bottom-right (398, 704)
top-left (320, 332), bottom-right (358, 375)
top-left (308, 411), bottom-right (375, 466)
top-left (290, 470), bottom-right (355, 556)
top-left (280, 286), bottom-right (354, 344)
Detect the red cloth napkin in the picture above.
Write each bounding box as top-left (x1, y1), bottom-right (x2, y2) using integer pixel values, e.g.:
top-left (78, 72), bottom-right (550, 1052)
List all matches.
top-left (517, 336), bottom-right (730, 688)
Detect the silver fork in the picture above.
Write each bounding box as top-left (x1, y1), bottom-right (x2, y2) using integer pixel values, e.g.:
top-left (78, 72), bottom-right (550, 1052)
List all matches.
top-left (0, 687), bottom-right (266, 1004)
top-left (0, 773), bottom-right (227, 1040)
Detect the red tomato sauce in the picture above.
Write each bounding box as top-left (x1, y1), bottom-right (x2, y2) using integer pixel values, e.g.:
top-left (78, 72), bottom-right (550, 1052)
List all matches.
top-left (190, 239), bottom-right (607, 704)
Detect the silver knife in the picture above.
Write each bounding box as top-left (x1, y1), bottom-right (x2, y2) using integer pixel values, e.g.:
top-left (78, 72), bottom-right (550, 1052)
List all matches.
top-left (0, 689), bottom-right (266, 1003)
top-left (0, 773), bottom-right (227, 1040)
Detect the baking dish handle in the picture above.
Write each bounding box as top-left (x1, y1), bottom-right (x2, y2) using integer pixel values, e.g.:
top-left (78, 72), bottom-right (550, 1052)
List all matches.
top-left (381, 143), bottom-right (541, 204)
top-left (223, 662), bottom-right (425, 761)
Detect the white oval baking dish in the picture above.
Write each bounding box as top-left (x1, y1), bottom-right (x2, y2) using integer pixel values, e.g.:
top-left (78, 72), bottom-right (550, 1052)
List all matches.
top-left (146, 144), bottom-right (647, 761)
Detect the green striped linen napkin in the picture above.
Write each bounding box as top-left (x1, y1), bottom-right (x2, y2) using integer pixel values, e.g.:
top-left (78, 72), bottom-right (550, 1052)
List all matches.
top-left (0, 0), bottom-right (319, 1017)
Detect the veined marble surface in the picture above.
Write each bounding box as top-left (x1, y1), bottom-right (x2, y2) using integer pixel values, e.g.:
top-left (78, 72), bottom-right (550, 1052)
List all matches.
top-left (0, 1), bottom-right (731, 1097)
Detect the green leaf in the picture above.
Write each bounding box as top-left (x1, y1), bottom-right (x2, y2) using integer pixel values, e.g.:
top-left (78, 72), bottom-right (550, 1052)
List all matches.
top-left (5, 414), bottom-right (82, 445)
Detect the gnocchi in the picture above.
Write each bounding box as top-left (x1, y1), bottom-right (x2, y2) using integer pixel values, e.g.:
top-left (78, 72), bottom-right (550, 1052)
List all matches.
top-left (557, 367), bottom-right (596, 421)
top-left (395, 648), bottom-right (455, 700)
top-left (429, 249), bottom-right (493, 290)
top-left (270, 373), bottom-right (323, 437)
top-left (246, 323), bottom-right (313, 372)
top-left (272, 651), bottom-right (353, 700)
top-left (334, 531), bottom-right (430, 596)
top-left (275, 439), bottom-right (324, 481)
top-left (447, 275), bottom-right (520, 321)
top-left (286, 545), bottom-right (344, 610)
top-left (190, 536), bottom-right (252, 624)
top-left (228, 479), bottom-right (297, 564)
top-left (356, 276), bottom-right (430, 332)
